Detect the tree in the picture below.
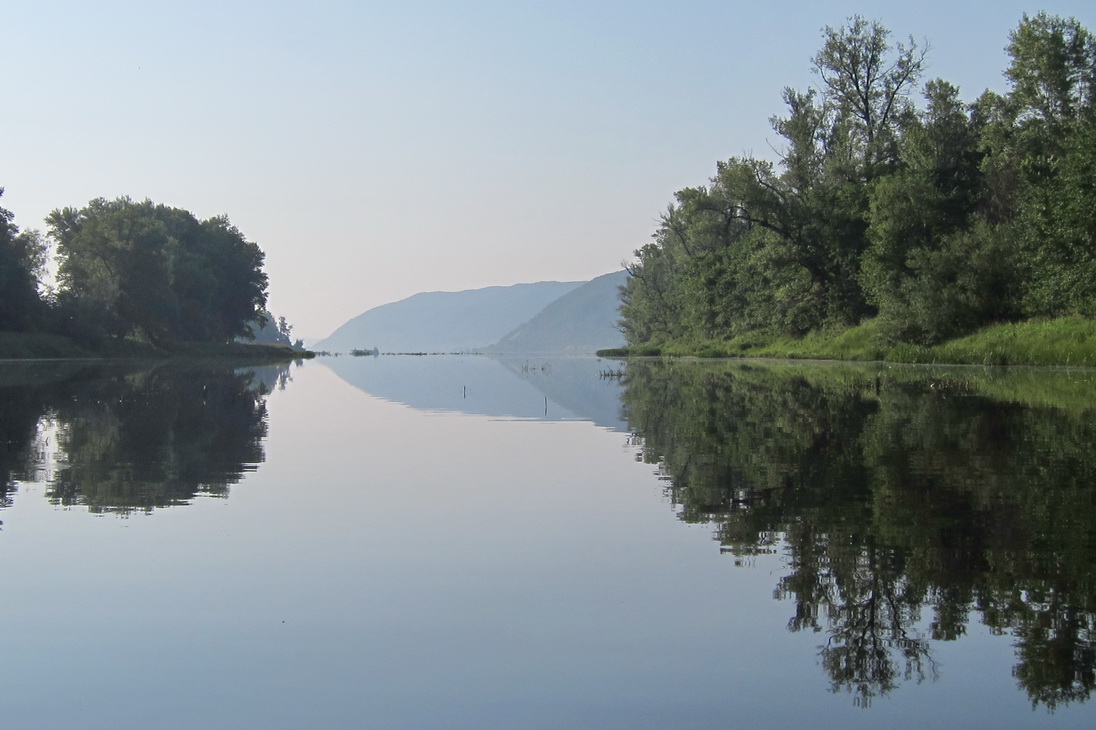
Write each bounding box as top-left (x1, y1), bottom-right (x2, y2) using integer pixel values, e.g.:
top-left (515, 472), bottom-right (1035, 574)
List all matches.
top-left (174, 215), bottom-right (268, 342)
top-left (49, 197), bottom-right (268, 344)
top-left (776, 16), bottom-right (927, 322)
top-left (621, 16), bottom-right (926, 344)
top-left (242, 309), bottom-right (297, 346)
top-left (49, 198), bottom-right (175, 341)
top-left (811, 15), bottom-right (927, 181)
top-left (1017, 117), bottom-right (1096, 315)
top-left (1000, 14), bottom-right (1096, 316)
top-left (618, 14), bottom-right (1094, 350)
top-left (1005, 12), bottom-right (1096, 132)
top-left (861, 79), bottom-right (1016, 342)
top-left (0, 189), bottom-right (47, 331)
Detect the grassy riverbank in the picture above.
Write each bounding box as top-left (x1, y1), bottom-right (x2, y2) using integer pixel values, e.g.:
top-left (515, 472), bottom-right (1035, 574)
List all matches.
top-left (598, 316), bottom-right (1096, 368)
top-left (0, 331), bottom-right (313, 361)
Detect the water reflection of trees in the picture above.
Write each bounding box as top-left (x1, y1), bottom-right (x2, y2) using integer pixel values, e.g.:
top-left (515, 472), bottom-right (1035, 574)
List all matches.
top-left (0, 362), bottom-right (283, 515)
top-left (621, 360), bottom-right (1096, 708)
top-left (0, 364), bottom-right (57, 515)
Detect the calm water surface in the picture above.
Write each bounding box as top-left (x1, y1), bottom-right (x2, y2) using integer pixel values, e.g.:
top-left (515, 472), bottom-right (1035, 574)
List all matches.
top-left (1, 355), bottom-right (1095, 728)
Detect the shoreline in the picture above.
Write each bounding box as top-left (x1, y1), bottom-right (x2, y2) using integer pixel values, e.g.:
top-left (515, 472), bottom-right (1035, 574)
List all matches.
top-left (598, 316), bottom-right (1096, 369)
top-left (0, 332), bottom-right (313, 362)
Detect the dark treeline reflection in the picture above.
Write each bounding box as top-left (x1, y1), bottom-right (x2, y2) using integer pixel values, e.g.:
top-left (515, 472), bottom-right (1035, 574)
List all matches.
top-left (0, 362), bottom-right (287, 516)
top-left (621, 360), bottom-right (1096, 709)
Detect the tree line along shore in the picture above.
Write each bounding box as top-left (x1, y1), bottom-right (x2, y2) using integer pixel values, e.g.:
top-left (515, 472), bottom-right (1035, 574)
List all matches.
top-left (1, 195), bottom-right (308, 360)
top-left (608, 13), bottom-right (1096, 367)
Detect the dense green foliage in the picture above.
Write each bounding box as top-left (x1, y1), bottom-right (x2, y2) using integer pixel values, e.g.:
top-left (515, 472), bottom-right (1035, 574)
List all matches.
top-left (0, 189), bottom-right (48, 332)
top-left (621, 14), bottom-right (1096, 348)
top-left (621, 359), bottom-right (1096, 707)
top-left (48, 197), bottom-right (268, 345)
top-left (0, 192), bottom-right (292, 353)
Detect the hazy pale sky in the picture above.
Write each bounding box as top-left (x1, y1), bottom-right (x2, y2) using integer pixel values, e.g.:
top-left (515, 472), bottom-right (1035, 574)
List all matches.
top-left (3, 1), bottom-right (1093, 338)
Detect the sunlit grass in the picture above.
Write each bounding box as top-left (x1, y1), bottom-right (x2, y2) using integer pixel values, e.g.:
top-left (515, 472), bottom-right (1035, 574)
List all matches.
top-left (600, 316), bottom-right (1096, 368)
top-left (929, 317), bottom-right (1096, 367)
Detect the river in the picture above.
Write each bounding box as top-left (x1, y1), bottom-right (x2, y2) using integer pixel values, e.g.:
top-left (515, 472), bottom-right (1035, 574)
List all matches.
top-left (1, 355), bottom-right (1094, 728)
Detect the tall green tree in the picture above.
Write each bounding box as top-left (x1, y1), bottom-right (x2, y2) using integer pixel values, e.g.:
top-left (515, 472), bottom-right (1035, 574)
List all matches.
top-left (763, 15), bottom-right (926, 323)
top-left (0, 189), bottom-right (47, 332)
top-left (48, 197), bottom-right (268, 345)
top-left (999, 14), bottom-right (1096, 316)
top-left (811, 16), bottom-right (927, 182)
top-left (620, 13), bottom-right (1095, 350)
top-left (622, 16), bottom-right (926, 343)
top-left (861, 80), bottom-right (1020, 343)
top-left (49, 198), bottom-right (175, 341)
top-left (1005, 12), bottom-right (1096, 132)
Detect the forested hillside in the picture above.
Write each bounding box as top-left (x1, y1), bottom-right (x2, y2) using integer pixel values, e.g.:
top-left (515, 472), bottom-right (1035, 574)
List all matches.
top-left (620, 13), bottom-right (1096, 348)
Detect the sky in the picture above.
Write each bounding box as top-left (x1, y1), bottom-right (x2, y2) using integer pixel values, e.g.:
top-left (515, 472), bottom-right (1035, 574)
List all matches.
top-left (3, 1), bottom-right (1094, 340)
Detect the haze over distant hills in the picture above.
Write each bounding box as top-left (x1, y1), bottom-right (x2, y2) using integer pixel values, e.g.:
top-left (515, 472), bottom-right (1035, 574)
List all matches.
top-left (314, 272), bottom-right (627, 354)
top-left (484, 271), bottom-right (627, 354)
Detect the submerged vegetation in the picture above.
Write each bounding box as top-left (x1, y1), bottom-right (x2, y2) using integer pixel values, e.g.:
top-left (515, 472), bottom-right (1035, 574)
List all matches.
top-left (618, 13), bottom-right (1096, 363)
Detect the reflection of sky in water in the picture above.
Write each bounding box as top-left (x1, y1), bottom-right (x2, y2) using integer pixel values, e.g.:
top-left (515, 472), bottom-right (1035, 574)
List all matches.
top-left (0, 359), bottom-right (1091, 728)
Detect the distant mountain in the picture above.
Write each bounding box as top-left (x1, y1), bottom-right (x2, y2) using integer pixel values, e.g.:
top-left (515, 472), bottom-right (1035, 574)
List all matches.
top-left (314, 281), bottom-right (583, 353)
top-left (485, 270), bottom-right (627, 354)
